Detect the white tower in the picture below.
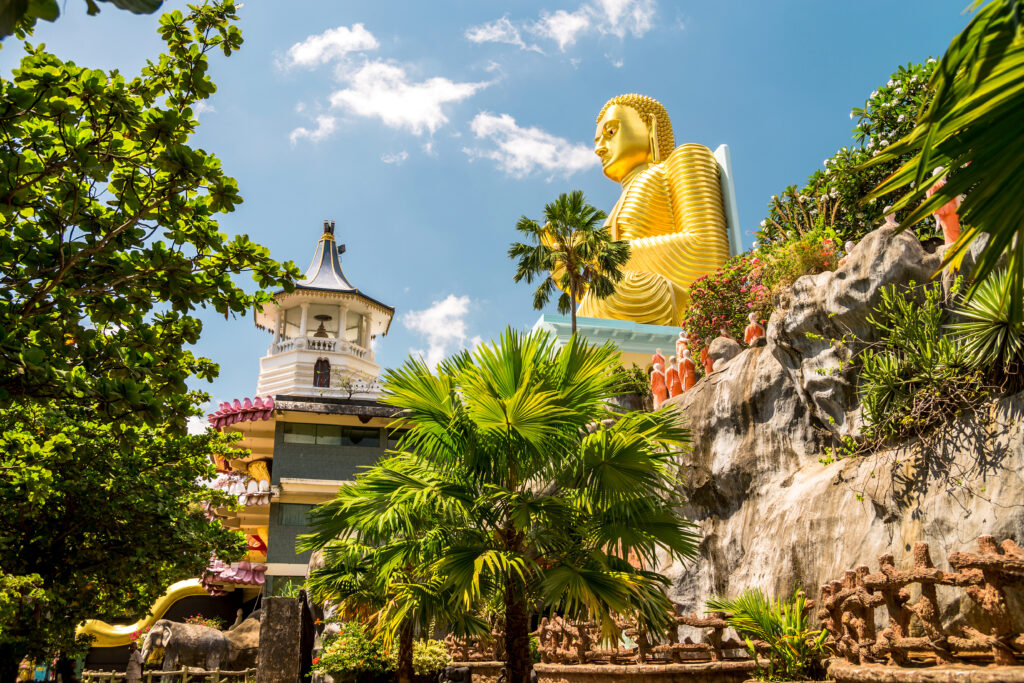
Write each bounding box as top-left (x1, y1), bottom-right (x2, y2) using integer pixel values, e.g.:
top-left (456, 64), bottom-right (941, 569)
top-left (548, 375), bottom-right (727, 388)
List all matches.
top-left (254, 220), bottom-right (394, 398)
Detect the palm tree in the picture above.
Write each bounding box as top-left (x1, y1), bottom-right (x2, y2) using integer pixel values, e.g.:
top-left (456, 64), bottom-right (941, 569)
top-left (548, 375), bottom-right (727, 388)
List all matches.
top-left (300, 459), bottom-right (488, 683)
top-left (509, 190), bottom-right (630, 335)
top-left (864, 0), bottom-right (1024, 322)
top-left (369, 328), bottom-right (700, 683)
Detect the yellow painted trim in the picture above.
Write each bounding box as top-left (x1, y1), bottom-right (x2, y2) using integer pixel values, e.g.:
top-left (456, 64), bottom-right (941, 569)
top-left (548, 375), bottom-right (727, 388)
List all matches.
top-left (77, 579), bottom-right (208, 648)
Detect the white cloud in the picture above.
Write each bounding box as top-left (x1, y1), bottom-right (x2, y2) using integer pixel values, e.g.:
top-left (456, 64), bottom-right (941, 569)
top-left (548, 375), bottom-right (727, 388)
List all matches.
top-left (471, 0), bottom-right (662, 56)
top-left (282, 24), bottom-right (379, 69)
top-left (532, 9), bottom-right (591, 51)
top-left (193, 101), bottom-right (216, 118)
top-left (403, 294), bottom-right (477, 369)
top-left (329, 60), bottom-right (488, 136)
top-left (593, 0), bottom-right (656, 38)
top-left (464, 112), bottom-right (597, 178)
top-left (381, 150), bottom-right (409, 165)
top-left (186, 415), bottom-right (208, 435)
top-left (289, 115), bottom-right (337, 144)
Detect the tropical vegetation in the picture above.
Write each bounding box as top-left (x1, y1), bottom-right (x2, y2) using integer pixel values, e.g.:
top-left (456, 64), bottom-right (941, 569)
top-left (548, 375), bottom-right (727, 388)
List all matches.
top-left (509, 190), bottom-right (630, 334)
top-left (0, 1), bottom-right (295, 677)
top-left (307, 329), bottom-right (700, 683)
top-left (865, 0), bottom-right (1024, 324)
top-left (706, 588), bottom-right (829, 682)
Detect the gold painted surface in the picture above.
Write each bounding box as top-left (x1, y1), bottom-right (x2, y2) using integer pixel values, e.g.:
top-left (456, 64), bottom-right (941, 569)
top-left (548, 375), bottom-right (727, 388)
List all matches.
top-left (579, 95), bottom-right (729, 326)
top-left (77, 579), bottom-right (207, 647)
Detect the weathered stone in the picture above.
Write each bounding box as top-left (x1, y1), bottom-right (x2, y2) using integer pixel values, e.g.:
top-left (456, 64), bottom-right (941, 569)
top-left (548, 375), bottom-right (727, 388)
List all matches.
top-left (707, 337), bottom-right (741, 369)
top-left (225, 613), bottom-right (261, 669)
top-left (660, 225), bottom-right (1024, 628)
top-left (258, 597), bottom-right (301, 683)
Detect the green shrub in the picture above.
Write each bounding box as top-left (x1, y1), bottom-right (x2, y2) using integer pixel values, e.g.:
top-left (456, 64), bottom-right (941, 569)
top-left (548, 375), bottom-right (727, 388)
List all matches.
top-left (757, 60), bottom-right (938, 248)
top-left (758, 229), bottom-right (840, 301)
top-left (706, 588), bottom-right (828, 681)
top-left (411, 639), bottom-right (452, 676)
top-left (613, 363), bottom-right (651, 396)
top-left (859, 281), bottom-right (986, 443)
top-left (183, 614), bottom-right (225, 630)
top-left (313, 622), bottom-right (392, 678)
top-left (948, 269), bottom-right (1024, 391)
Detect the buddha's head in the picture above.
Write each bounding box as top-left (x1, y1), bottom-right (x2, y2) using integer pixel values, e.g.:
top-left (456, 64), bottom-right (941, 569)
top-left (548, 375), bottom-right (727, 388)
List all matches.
top-left (594, 94), bottom-right (675, 182)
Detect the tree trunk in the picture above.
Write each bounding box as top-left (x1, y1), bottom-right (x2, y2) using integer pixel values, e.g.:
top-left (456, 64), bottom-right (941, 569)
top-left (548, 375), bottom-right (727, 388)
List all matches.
top-left (396, 622), bottom-right (414, 683)
top-left (503, 580), bottom-right (533, 683)
top-left (0, 642), bottom-right (24, 683)
top-left (570, 297), bottom-right (577, 336)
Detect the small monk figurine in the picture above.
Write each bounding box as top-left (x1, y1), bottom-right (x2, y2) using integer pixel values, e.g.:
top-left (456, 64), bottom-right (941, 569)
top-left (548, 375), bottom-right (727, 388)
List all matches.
top-left (665, 356), bottom-right (682, 398)
top-left (926, 168), bottom-right (962, 245)
top-left (680, 349), bottom-right (697, 392)
top-left (701, 338), bottom-right (714, 375)
top-left (882, 207), bottom-right (898, 229)
top-left (744, 312), bottom-right (765, 345)
top-left (718, 326), bottom-right (732, 340)
top-left (675, 331), bottom-right (688, 361)
top-left (652, 347), bottom-right (666, 369)
top-left (576, 94), bottom-right (732, 326)
top-left (650, 362), bottom-right (668, 409)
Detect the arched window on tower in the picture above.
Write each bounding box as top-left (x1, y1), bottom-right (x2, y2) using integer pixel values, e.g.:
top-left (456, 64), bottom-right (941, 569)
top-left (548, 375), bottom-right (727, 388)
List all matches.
top-left (313, 358), bottom-right (331, 388)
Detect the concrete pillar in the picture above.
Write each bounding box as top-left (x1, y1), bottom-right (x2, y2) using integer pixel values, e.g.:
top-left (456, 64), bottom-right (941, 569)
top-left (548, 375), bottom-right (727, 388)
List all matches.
top-left (298, 302), bottom-right (309, 339)
top-left (257, 597), bottom-right (301, 683)
top-left (337, 305), bottom-right (347, 341)
top-left (272, 308), bottom-right (282, 345)
top-left (361, 316), bottom-right (370, 349)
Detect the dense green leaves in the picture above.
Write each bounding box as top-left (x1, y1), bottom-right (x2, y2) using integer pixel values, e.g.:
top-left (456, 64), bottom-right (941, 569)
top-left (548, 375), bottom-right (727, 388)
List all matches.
top-left (0, 0), bottom-right (299, 428)
top-left (948, 269), bottom-right (1024, 386)
top-left (307, 329), bottom-right (699, 683)
top-left (0, 2), bottom-right (296, 675)
top-left (864, 0), bottom-right (1024, 322)
top-left (509, 190), bottom-right (630, 334)
top-left (0, 401), bottom-right (246, 668)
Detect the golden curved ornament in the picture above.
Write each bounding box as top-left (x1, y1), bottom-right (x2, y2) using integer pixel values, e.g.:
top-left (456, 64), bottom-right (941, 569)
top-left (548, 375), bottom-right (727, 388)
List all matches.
top-left (76, 579), bottom-right (208, 648)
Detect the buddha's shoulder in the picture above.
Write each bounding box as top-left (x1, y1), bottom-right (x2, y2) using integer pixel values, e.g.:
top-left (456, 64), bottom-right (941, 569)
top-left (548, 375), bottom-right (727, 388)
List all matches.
top-left (663, 143), bottom-right (719, 175)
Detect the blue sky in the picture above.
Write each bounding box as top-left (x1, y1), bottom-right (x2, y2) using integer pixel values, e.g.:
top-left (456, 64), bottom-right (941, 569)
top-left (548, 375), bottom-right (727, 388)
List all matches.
top-left (2, 0), bottom-right (973, 405)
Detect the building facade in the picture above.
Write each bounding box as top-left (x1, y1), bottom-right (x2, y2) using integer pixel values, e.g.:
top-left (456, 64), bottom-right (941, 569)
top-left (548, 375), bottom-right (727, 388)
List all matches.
top-left (207, 220), bottom-right (398, 596)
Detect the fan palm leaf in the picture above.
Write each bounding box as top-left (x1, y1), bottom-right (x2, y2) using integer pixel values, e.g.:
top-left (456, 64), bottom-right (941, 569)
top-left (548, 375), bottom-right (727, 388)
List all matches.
top-left (863, 0), bottom-right (1024, 322)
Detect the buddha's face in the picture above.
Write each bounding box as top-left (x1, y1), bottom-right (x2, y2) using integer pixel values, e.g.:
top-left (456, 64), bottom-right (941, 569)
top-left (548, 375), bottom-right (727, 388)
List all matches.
top-left (594, 104), bottom-right (654, 182)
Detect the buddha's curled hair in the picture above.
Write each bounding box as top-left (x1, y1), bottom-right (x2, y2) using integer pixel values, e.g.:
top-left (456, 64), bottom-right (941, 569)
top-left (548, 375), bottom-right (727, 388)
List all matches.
top-left (597, 94), bottom-right (675, 161)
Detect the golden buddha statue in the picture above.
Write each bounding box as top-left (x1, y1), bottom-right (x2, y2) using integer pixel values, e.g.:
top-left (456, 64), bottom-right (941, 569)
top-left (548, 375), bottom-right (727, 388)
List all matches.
top-left (577, 94), bottom-right (731, 326)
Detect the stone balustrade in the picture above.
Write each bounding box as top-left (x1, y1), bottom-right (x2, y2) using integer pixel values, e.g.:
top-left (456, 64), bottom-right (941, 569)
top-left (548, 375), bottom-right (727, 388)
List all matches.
top-left (268, 336), bottom-right (369, 359)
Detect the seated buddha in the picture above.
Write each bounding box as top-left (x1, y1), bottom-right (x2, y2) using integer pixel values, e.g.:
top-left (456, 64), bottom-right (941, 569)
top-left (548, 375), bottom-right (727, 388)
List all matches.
top-left (577, 94), bottom-right (731, 326)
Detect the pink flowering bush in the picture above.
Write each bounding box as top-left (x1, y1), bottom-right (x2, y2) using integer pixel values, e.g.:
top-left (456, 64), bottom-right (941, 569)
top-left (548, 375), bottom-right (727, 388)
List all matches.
top-left (682, 255), bottom-right (770, 358)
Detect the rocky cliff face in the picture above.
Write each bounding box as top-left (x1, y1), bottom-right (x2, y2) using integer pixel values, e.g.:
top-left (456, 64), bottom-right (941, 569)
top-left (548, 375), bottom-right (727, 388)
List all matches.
top-left (663, 226), bottom-right (1024, 622)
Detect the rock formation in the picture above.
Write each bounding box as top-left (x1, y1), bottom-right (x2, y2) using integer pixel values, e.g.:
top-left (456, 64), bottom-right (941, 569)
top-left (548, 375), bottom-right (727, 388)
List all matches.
top-left (661, 226), bottom-right (1024, 625)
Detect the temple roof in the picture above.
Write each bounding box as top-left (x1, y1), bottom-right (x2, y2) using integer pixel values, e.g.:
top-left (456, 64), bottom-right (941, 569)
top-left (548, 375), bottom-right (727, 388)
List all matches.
top-left (297, 220), bottom-right (357, 292)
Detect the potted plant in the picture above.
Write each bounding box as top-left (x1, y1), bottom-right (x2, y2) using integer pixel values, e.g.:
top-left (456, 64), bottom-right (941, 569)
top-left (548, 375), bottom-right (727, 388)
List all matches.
top-left (706, 588), bottom-right (829, 682)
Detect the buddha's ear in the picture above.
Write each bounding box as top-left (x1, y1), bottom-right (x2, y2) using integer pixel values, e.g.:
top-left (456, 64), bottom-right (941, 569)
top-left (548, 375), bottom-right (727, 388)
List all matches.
top-left (649, 116), bottom-right (661, 163)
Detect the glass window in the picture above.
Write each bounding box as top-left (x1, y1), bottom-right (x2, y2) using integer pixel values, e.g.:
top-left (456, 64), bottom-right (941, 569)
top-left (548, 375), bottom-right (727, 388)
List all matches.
top-left (345, 313), bottom-right (363, 346)
top-left (313, 358), bottom-right (331, 387)
top-left (315, 424), bottom-right (342, 446)
top-left (282, 422), bottom-right (316, 444)
top-left (387, 429), bottom-right (407, 450)
top-left (283, 307), bottom-right (301, 339)
top-left (278, 503), bottom-right (313, 526)
top-left (343, 427), bottom-right (380, 448)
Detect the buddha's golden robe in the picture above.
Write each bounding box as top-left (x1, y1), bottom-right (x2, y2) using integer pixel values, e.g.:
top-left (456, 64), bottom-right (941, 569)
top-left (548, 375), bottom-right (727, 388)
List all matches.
top-left (578, 143), bottom-right (730, 326)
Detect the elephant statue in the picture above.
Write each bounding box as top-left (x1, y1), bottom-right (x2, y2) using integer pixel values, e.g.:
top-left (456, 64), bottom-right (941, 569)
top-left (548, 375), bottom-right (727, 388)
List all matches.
top-left (141, 618), bottom-right (230, 677)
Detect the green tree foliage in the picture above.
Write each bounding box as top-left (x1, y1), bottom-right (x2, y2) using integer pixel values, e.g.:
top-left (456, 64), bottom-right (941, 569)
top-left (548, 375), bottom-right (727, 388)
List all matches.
top-left (321, 329), bottom-right (698, 683)
top-left (0, 0), bottom-right (163, 40)
top-left (865, 0), bottom-right (1024, 323)
top-left (0, 402), bottom-right (246, 677)
top-left (756, 60), bottom-right (937, 248)
top-left (706, 589), bottom-right (828, 682)
top-left (0, 0), bottom-right (299, 430)
top-left (0, 2), bottom-right (297, 676)
top-left (509, 190), bottom-right (630, 334)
